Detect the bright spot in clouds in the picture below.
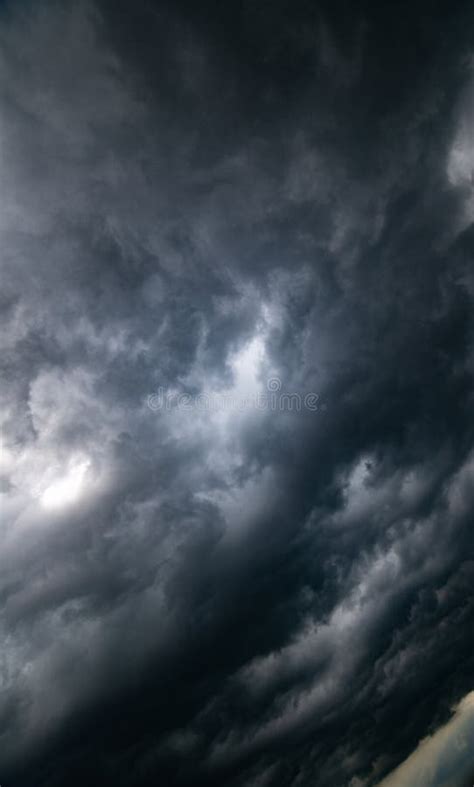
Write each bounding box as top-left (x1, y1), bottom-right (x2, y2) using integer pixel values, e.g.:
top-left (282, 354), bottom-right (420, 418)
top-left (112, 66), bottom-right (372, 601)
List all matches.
top-left (230, 335), bottom-right (265, 397)
top-left (40, 459), bottom-right (90, 509)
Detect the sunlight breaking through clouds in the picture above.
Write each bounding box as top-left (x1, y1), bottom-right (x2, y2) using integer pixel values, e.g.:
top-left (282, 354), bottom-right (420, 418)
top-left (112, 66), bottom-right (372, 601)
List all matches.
top-left (40, 459), bottom-right (90, 510)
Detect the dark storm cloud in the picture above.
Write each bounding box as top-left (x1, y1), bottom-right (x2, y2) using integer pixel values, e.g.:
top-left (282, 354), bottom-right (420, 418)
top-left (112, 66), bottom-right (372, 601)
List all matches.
top-left (0, 1), bottom-right (473, 786)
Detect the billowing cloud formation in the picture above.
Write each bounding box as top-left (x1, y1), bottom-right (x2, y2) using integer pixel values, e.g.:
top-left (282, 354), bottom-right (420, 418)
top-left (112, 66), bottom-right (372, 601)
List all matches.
top-left (0, 1), bottom-right (473, 785)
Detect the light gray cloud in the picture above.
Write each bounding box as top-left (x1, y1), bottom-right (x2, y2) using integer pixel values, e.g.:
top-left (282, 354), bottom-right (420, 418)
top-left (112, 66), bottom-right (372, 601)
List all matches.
top-left (376, 692), bottom-right (474, 787)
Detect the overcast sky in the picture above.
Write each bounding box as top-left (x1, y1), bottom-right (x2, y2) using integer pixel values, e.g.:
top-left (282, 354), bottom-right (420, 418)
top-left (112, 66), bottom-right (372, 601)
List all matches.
top-left (0, 1), bottom-right (474, 785)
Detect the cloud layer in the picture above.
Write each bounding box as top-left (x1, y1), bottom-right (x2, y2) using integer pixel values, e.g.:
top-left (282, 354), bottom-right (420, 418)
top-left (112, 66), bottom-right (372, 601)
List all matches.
top-left (0, 1), bottom-right (473, 785)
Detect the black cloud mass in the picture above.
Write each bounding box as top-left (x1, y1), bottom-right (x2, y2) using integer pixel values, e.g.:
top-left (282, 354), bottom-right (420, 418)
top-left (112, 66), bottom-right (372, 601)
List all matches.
top-left (1, 1), bottom-right (474, 785)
